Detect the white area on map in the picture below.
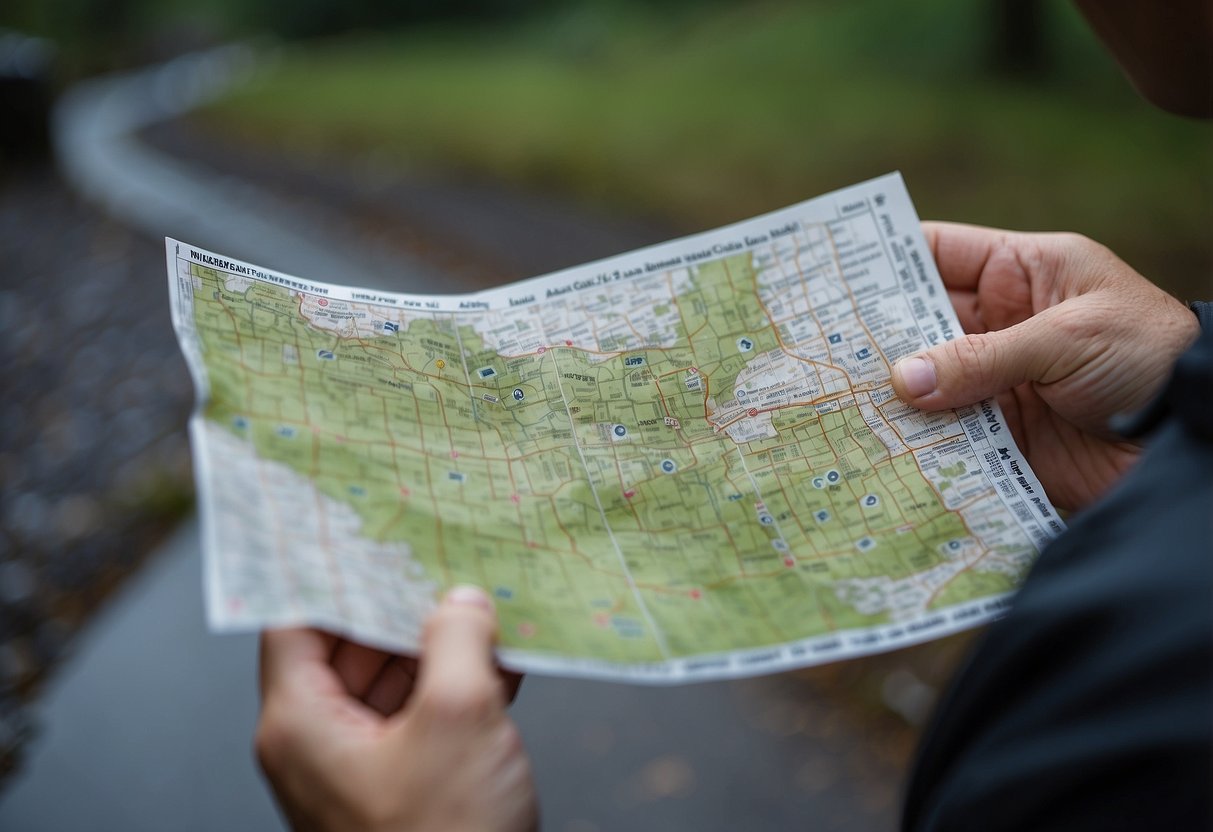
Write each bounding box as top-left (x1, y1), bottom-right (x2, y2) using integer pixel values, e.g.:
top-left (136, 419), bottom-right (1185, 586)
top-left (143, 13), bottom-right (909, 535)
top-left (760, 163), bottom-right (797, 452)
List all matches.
top-left (202, 422), bottom-right (438, 644)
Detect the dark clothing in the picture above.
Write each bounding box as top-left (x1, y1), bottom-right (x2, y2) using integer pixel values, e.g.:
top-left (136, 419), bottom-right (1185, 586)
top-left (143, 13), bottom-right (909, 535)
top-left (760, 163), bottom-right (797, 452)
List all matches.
top-left (903, 306), bottom-right (1213, 831)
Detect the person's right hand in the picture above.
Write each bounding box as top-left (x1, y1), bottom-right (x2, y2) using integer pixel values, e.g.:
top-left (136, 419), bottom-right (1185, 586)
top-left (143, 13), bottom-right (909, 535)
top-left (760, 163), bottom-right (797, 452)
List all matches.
top-left (891, 222), bottom-right (1200, 512)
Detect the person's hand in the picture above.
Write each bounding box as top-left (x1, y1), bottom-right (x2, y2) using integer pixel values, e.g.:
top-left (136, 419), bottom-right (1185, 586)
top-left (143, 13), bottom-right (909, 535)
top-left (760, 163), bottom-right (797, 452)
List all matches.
top-left (891, 222), bottom-right (1199, 512)
top-left (254, 586), bottom-right (537, 832)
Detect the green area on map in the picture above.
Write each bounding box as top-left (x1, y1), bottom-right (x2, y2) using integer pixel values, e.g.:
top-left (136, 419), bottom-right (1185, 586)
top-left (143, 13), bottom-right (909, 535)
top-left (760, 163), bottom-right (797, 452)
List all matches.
top-left (190, 254), bottom-right (1009, 662)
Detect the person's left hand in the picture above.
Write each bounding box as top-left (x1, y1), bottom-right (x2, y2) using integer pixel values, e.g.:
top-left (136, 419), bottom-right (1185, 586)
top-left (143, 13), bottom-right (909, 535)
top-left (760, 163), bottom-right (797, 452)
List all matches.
top-left (254, 586), bottom-right (537, 832)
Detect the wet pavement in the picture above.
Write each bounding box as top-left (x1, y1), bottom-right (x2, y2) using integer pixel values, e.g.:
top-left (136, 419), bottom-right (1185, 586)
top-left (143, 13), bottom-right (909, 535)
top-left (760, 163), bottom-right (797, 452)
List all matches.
top-left (0, 164), bottom-right (195, 778)
top-left (0, 521), bottom-right (280, 831)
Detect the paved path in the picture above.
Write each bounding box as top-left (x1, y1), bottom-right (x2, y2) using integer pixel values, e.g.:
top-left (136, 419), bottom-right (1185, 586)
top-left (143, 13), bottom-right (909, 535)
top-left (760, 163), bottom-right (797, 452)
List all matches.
top-left (53, 46), bottom-right (441, 288)
top-left (0, 522), bottom-right (282, 831)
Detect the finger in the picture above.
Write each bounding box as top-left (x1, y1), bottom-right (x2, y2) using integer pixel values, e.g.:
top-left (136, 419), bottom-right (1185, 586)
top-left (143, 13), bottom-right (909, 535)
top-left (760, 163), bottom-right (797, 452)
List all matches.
top-left (409, 585), bottom-right (502, 724)
top-left (891, 304), bottom-right (1074, 410)
top-left (260, 628), bottom-right (339, 696)
top-left (946, 289), bottom-right (983, 334)
top-left (922, 221), bottom-right (1015, 292)
top-left (363, 657), bottom-right (418, 716)
top-left (331, 640), bottom-right (393, 698)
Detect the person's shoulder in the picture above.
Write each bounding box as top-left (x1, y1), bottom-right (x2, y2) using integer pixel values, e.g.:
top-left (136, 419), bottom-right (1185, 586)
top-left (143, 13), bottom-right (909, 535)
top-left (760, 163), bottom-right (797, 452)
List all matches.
top-left (902, 329), bottom-right (1213, 831)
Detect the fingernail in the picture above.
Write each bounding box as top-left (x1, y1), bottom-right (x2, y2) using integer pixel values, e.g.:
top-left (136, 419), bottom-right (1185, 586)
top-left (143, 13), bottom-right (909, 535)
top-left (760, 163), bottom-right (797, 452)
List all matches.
top-left (444, 584), bottom-right (494, 611)
top-left (896, 356), bottom-right (937, 398)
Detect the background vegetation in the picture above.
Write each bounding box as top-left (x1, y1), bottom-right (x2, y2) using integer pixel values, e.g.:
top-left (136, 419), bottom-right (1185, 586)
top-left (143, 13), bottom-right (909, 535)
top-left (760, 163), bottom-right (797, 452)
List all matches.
top-left (4, 0), bottom-right (1208, 288)
top-left (201, 0), bottom-right (1211, 297)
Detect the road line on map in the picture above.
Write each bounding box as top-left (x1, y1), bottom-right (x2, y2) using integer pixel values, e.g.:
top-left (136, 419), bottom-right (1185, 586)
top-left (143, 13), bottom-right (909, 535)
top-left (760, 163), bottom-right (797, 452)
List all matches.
top-left (733, 445), bottom-right (797, 564)
top-left (544, 346), bottom-right (673, 660)
top-left (450, 313), bottom-right (482, 423)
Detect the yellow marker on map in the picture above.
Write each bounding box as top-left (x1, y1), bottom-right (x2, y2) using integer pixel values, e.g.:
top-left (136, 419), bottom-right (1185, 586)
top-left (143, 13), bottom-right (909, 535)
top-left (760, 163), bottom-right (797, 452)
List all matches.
top-left (436, 359), bottom-right (446, 370)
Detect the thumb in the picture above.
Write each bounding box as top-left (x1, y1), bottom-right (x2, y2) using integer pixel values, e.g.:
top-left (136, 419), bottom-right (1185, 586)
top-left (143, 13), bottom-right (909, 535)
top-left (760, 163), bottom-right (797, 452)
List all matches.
top-left (892, 311), bottom-right (1065, 410)
top-left (409, 585), bottom-right (503, 723)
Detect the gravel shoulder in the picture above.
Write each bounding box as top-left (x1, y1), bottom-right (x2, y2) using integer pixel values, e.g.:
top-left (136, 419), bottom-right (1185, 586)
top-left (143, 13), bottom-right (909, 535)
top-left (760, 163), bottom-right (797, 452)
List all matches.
top-left (0, 164), bottom-right (194, 779)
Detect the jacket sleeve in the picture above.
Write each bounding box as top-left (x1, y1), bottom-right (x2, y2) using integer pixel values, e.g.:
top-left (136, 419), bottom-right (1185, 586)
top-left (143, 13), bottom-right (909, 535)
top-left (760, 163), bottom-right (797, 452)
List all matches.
top-left (901, 312), bottom-right (1213, 832)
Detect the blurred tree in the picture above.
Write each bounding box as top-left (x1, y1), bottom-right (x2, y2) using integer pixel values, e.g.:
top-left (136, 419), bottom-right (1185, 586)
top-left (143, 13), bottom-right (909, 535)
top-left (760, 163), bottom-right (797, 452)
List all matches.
top-left (990, 0), bottom-right (1048, 77)
top-left (245, 0), bottom-right (555, 39)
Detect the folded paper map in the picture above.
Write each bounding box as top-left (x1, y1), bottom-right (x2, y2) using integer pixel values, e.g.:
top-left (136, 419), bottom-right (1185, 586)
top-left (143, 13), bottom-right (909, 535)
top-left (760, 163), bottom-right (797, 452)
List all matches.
top-left (168, 172), bottom-right (1063, 683)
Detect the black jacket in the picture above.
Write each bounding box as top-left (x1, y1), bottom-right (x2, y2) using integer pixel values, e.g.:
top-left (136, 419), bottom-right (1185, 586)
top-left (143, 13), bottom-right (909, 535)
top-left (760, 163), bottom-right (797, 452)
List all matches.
top-left (903, 303), bottom-right (1213, 831)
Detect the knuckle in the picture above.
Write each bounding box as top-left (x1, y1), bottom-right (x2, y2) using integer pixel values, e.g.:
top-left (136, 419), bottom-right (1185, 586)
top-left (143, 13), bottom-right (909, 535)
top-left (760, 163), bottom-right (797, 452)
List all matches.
top-left (1054, 230), bottom-right (1094, 251)
top-left (1052, 302), bottom-right (1110, 344)
top-left (1011, 233), bottom-right (1047, 274)
top-left (1052, 231), bottom-right (1115, 275)
top-left (1048, 231), bottom-right (1104, 261)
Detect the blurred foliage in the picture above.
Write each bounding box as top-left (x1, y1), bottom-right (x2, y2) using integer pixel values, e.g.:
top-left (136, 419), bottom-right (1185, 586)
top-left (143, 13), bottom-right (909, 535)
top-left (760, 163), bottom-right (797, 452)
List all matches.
top-left (5, 0), bottom-right (1208, 293)
top-left (200, 0), bottom-right (1212, 297)
top-left (0, 0), bottom-right (537, 72)
top-left (0, 0), bottom-right (743, 73)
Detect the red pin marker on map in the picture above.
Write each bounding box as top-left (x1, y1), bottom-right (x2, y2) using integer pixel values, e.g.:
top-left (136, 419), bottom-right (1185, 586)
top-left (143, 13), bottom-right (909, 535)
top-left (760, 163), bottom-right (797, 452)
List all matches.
top-left (690, 589), bottom-right (702, 600)
top-left (317, 298), bottom-right (328, 307)
top-left (623, 489), bottom-right (636, 499)
top-left (748, 408), bottom-right (759, 417)
top-left (783, 557), bottom-right (795, 568)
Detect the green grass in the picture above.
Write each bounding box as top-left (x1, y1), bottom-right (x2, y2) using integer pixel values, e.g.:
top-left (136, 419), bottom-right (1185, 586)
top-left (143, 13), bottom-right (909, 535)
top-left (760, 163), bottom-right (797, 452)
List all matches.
top-left (203, 0), bottom-right (1212, 297)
